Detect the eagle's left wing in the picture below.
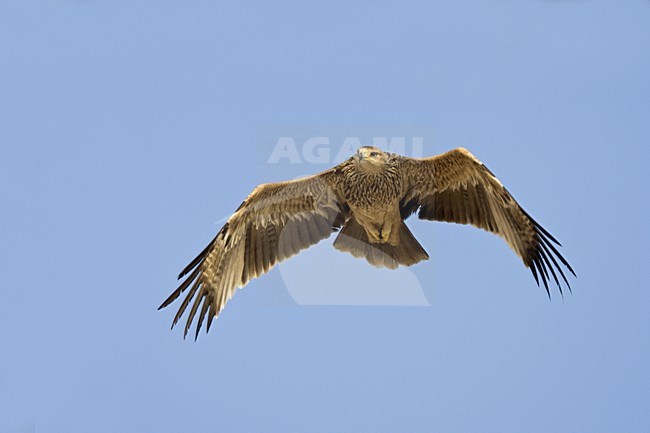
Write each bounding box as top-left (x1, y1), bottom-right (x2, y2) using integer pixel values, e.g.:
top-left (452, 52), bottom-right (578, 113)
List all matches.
top-left (399, 147), bottom-right (575, 296)
top-left (159, 168), bottom-right (349, 339)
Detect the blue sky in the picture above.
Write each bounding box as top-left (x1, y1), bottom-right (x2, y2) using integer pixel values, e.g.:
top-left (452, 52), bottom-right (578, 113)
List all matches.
top-left (1, 1), bottom-right (649, 432)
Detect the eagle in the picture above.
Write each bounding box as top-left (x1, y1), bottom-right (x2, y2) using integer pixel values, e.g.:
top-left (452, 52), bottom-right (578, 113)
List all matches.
top-left (160, 146), bottom-right (575, 338)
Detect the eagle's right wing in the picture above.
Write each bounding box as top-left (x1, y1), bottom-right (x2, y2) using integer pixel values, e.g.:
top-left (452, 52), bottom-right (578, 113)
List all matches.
top-left (159, 168), bottom-right (349, 339)
top-left (399, 147), bottom-right (575, 296)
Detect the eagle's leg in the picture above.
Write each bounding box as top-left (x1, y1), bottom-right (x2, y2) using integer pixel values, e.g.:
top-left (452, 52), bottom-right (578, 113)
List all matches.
top-left (366, 222), bottom-right (399, 245)
top-left (364, 223), bottom-right (384, 243)
top-left (357, 208), bottom-right (402, 246)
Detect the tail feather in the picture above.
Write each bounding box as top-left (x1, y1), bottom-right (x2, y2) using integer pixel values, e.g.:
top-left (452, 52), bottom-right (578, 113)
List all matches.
top-left (333, 218), bottom-right (429, 269)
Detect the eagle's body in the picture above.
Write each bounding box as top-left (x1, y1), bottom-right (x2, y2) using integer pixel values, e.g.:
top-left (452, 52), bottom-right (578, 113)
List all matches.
top-left (340, 151), bottom-right (404, 245)
top-left (160, 146), bottom-right (575, 338)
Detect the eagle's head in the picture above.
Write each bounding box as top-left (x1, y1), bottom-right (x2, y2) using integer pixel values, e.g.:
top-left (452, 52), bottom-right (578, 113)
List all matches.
top-left (355, 146), bottom-right (389, 173)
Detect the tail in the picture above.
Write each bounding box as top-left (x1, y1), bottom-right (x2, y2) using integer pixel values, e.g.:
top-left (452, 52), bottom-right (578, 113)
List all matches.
top-left (333, 218), bottom-right (429, 269)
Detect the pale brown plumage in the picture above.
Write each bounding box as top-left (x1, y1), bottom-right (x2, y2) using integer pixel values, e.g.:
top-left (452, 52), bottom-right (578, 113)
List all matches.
top-left (160, 146), bottom-right (575, 338)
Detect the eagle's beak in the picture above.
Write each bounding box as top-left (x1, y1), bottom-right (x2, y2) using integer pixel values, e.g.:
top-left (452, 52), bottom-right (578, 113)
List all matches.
top-left (356, 151), bottom-right (365, 161)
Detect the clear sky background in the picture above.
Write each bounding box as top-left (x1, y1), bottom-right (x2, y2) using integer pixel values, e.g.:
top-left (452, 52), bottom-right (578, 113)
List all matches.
top-left (1, 1), bottom-right (649, 432)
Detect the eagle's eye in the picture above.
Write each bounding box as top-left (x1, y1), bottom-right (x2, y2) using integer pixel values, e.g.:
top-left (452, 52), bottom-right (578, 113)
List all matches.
top-left (370, 152), bottom-right (379, 157)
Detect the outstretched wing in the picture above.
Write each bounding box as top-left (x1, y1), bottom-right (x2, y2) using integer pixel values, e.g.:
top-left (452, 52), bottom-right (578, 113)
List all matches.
top-left (399, 147), bottom-right (575, 296)
top-left (159, 168), bottom-right (349, 339)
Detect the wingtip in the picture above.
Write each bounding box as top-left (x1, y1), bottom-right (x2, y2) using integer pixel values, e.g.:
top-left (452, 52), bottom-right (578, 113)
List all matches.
top-left (568, 266), bottom-right (577, 278)
top-left (158, 293), bottom-right (178, 311)
top-left (530, 262), bottom-right (540, 286)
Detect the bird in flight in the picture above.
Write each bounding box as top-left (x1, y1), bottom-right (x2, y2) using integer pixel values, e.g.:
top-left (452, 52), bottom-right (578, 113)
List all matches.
top-left (160, 146), bottom-right (575, 338)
